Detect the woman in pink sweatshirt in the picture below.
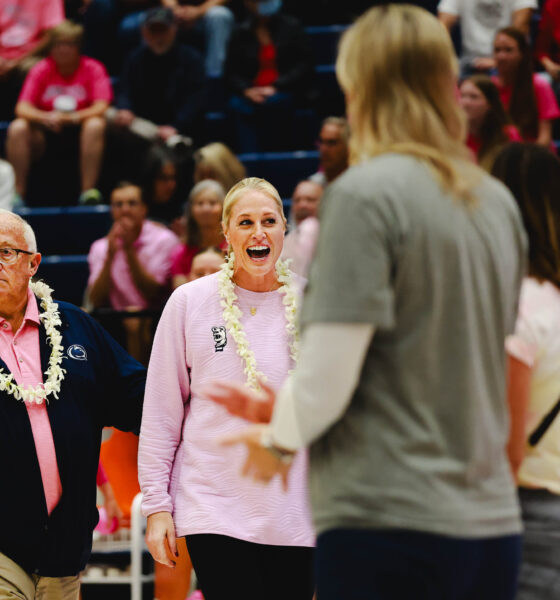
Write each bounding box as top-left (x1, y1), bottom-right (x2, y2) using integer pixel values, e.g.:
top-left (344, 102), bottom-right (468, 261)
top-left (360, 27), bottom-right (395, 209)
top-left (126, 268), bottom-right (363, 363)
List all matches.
top-left (138, 177), bottom-right (314, 600)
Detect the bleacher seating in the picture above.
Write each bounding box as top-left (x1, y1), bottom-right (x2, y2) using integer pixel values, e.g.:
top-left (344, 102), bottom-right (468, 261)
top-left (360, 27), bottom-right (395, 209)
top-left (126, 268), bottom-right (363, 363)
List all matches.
top-left (240, 150), bottom-right (320, 197)
top-left (16, 206), bottom-right (111, 306)
top-left (38, 254), bottom-right (89, 307)
top-left (15, 205), bottom-right (111, 255)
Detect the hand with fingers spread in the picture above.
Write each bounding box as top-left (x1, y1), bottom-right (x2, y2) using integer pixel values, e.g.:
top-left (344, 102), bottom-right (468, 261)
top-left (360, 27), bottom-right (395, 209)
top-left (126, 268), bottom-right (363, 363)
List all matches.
top-left (145, 511), bottom-right (178, 568)
top-left (220, 425), bottom-right (293, 490)
top-left (202, 379), bottom-right (276, 423)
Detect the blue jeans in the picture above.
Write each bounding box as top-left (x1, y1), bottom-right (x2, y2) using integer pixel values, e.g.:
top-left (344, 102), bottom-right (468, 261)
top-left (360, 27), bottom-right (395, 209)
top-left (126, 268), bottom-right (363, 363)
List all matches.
top-left (316, 528), bottom-right (522, 600)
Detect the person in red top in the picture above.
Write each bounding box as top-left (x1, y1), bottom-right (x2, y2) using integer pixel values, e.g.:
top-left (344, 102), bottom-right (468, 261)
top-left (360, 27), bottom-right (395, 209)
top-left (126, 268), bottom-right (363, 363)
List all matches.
top-left (535, 0), bottom-right (560, 83)
top-left (0, 0), bottom-right (64, 119)
top-left (225, 0), bottom-right (314, 152)
top-left (171, 179), bottom-right (228, 289)
top-left (460, 75), bottom-right (522, 170)
top-left (5, 20), bottom-right (112, 205)
top-left (492, 26), bottom-right (560, 148)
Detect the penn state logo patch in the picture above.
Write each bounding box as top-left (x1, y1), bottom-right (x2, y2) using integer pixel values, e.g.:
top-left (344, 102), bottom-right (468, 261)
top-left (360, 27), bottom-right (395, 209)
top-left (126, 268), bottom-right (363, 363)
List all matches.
top-left (211, 326), bottom-right (227, 352)
top-left (67, 344), bottom-right (87, 361)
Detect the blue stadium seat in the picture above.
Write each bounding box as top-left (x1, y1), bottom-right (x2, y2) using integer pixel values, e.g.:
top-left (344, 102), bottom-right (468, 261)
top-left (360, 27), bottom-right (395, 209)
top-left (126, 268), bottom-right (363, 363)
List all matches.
top-left (37, 255), bottom-right (89, 307)
top-left (305, 25), bottom-right (348, 66)
top-left (16, 206), bottom-right (111, 256)
top-left (240, 150), bottom-right (319, 197)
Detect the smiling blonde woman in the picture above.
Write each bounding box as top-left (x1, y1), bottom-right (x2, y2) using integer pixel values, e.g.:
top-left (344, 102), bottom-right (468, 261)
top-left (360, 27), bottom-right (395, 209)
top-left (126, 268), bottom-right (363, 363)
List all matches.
top-left (138, 177), bottom-right (314, 600)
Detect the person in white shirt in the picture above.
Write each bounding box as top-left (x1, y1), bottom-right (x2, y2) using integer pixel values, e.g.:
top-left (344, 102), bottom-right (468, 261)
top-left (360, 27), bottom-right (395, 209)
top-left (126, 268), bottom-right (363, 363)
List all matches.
top-left (438, 0), bottom-right (537, 73)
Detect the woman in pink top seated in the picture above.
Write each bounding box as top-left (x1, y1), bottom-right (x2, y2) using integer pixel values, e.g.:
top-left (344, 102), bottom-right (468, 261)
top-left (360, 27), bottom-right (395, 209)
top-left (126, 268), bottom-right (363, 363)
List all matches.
top-left (492, 143), bottom-right (560, 600)
top-left (6, 20), bottom-right (113, 204)
top-left (138, 177), bottom-right (315, 600)
top-left (170, 179), bottom-right (228, 289)
top-left (492, 27), bottom-right (560, 149)
top-left (460, 75), bottom-right (521, 170)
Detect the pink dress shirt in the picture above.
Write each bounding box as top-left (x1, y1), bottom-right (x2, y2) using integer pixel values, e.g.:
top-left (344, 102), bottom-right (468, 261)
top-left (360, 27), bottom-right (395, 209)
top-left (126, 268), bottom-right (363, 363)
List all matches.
top-left (0, 287), bottom-right (62, 514)
top-left (139, 273), bottom-right (315, 547)
top-left (87, 220), bottom-right (180, 310)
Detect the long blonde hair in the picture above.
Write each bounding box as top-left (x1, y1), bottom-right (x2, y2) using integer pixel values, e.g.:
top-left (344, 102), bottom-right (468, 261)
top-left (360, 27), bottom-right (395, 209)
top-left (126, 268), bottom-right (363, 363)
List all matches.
top-left (336, 4), bottom-right (478, 203)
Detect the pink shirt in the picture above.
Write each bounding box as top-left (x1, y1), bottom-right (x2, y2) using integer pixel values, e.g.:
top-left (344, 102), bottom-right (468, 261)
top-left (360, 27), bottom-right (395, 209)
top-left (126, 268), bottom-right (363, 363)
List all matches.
top-left (492, 73), bottom-right (560, 141)
top-left (506, 277), bottom-right (560, 493)
top-left (19, 56), bottom-right (113, 112)
top-left (0, 287), bottom-right (62, 514)
top-left (88, 220), bottom-right (180, 310)
top-left (281, 217), bottom-right (320, 278)
top-left (0, 0), bottom-right (64, 61)
top-left (139, 273), bottom-right (314, 547)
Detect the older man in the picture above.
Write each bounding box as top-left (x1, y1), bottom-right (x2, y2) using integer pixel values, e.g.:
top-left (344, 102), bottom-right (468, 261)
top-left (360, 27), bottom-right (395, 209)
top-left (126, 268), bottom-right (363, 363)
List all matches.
top-left (310, 117), bottom-right (350, 187)
top-left (281, 180), bottom-right (323, 276)
top-left (0, 209), bottom-right (145, 599)
top-left (88, 181), bottom-right (179, 362)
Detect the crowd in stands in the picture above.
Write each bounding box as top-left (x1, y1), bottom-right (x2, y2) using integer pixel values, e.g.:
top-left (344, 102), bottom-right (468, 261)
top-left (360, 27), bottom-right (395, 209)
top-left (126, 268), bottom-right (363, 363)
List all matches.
top-left (2, 1), bottom-right (560, 598)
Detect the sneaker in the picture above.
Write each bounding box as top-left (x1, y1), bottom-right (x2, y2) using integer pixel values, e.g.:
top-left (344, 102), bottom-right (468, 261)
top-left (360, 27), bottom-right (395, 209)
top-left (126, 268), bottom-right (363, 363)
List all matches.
top-left (79, 188), bottom-right (103, 205)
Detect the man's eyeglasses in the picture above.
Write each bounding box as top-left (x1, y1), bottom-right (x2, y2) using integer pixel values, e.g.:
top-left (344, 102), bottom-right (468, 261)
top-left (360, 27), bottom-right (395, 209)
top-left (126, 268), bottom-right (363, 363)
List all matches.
top-left (316, 138), bottom-right (341, 148)
top-left (0, 248), bottom-right (33, 265)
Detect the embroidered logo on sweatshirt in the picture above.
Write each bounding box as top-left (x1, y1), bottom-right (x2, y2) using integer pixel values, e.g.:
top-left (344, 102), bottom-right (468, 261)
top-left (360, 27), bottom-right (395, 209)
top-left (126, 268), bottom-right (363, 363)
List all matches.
top-left (211, 326), bottom-right (227, 352)
top-left (67, 344), bottom-right (87, 361)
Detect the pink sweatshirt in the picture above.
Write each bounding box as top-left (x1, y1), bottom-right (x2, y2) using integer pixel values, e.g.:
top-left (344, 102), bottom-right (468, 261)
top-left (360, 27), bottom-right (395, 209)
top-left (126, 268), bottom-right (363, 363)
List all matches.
top-left (138, 273), bottom-right (314, 547)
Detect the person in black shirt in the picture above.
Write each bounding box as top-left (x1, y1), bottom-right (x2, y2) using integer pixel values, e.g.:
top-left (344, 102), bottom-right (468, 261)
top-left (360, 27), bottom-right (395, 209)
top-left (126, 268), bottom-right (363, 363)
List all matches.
top-left (113, 7), bottom-right (206, 143)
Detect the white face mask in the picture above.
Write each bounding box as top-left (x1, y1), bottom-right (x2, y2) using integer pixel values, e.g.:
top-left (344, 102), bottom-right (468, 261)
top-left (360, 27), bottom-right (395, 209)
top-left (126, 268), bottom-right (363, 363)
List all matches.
top-left (256, 0), bottom-right (282, 17)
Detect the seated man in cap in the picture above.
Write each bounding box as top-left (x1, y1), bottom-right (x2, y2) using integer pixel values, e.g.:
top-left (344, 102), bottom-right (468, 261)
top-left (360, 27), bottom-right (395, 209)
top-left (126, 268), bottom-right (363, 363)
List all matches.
top-left (111, 7), bottom-right (206, 148)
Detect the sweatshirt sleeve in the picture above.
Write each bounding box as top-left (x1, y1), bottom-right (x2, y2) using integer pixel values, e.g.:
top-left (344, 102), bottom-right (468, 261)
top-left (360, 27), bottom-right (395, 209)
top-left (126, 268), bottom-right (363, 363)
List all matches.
top-left (138, 288), bottom-right (191, 517)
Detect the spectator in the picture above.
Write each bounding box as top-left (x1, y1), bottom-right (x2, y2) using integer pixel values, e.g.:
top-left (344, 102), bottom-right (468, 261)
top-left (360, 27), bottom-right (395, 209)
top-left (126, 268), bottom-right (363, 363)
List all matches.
top-left (162, 0), bottom-right (234, 77)
top-left (5, 20), bottom-right (112, 205)
top-left (225, 0), bottom-right (314, 152)
top-left (112, 7), bottom-right (206, 146)
top-left (459, 75), bottom-right (521, 170)
top-left (193, 142), bottom-right (246, 192)
top-left (310, 116), bottom-right (350, 186)
top-left (171, 179), bottom-right (227, 288)
top-left (535, 0), bottom-right (560, 96)
top-left (492, 27), bottom-right (560, 147)
top-left (0, 0), bottom-right (64, 119)
top-left (141, 146), bottom-right (182, 230)
top-left (491, 143), bottom-right (560, 600)
top-left (188, 246), bottom-right (225, 280)
top-left (87, 181), bottom-right (180, 362)
top-left (281, 179), bottom-right (322, 276)
top-left (438, 0), bottom-right (537, 75)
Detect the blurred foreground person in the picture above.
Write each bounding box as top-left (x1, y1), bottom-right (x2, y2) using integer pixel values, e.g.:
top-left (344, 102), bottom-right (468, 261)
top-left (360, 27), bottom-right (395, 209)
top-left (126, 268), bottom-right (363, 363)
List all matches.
top-left (204, 5), bottom-right (527, 600)
top-left (492, 143), bottom-right (560, 600)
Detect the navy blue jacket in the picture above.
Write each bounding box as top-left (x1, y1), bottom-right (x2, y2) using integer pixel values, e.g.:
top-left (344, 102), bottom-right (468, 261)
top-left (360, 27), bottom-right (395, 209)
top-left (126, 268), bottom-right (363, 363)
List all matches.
top-left (0, 300), bottom-right (146, 577)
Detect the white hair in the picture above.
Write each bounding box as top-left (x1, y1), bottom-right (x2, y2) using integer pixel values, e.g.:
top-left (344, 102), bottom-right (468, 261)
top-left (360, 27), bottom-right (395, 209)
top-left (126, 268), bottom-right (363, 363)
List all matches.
top-left (188, 179), bottom-right (226, 203)
top-left (0, 209), bottom-right (37, 252)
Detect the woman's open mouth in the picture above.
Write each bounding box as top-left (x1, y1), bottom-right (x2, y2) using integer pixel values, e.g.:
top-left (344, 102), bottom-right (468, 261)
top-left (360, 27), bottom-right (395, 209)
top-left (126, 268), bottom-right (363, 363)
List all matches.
top-left (246, 246), bottom-right (271, 260)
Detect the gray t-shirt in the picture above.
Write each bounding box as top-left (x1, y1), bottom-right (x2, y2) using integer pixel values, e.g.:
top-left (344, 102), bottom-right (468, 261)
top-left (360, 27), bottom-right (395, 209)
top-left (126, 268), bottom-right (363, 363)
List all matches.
top-left (301, 154), bottom-right (527, 539)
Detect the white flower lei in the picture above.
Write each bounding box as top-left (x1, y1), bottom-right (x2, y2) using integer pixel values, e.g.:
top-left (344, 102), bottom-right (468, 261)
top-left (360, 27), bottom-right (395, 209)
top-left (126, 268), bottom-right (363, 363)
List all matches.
top-left (0, 280), bottom-right (66, 404)
top-left (217, 251), bottom-right (300, 391)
